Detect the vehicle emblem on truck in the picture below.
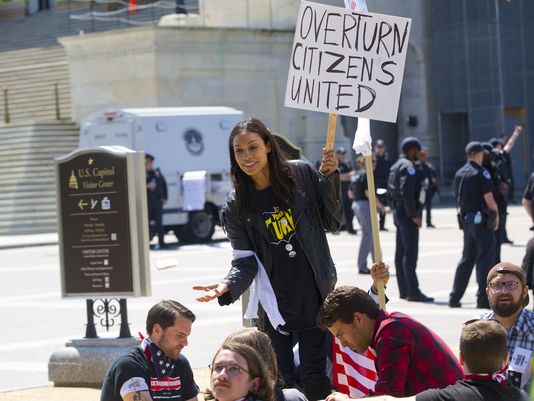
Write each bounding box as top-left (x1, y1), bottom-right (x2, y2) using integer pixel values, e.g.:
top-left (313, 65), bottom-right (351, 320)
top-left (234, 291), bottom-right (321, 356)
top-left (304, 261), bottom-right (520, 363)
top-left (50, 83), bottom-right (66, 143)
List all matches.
top-left (183, 129), bottom-right (204, 156)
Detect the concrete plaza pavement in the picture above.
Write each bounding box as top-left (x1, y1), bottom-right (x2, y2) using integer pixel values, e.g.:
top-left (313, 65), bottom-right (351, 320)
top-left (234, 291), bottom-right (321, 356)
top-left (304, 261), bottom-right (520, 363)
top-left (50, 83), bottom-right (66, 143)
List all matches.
top-left (0, 204), bottom-right (532, 401)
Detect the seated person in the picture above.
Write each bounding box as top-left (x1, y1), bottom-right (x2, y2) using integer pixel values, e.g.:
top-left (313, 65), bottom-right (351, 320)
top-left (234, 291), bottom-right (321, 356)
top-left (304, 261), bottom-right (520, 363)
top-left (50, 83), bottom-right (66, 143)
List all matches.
top-left (317, 286), bottom-right (462, 398)
top-left (100, 300), bottom-right (198, 401)
top-left (206, 341), bottom-right (276, 401)
top-left (225, 328), bottom-right (307, 401)
top-left (362, 319), bottom-right (529, 401)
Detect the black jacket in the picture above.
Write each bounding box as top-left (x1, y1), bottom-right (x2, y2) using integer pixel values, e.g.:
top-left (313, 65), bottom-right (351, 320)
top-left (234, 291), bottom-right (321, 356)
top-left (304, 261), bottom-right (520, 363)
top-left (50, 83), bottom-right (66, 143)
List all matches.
top-left (388, 155), bottom-right (421, 218)
top-left (217, 160), bottom-right (342, 325)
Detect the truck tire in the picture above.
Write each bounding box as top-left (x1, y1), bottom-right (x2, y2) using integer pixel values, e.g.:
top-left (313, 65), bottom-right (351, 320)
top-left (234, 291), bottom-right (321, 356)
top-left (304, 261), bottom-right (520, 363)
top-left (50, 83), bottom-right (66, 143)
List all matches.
top-left (179, 209), bottom-right (215, 243)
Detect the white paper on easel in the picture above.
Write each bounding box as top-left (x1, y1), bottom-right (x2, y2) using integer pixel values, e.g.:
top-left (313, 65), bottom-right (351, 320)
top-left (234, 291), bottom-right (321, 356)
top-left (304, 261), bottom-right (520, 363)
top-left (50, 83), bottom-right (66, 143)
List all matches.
top-left (182, 170), bottom-right (207, 211)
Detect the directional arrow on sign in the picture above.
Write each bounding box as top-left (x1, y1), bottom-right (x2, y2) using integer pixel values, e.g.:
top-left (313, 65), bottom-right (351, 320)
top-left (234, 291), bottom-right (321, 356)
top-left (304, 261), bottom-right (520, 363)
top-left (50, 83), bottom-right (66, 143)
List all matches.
top-left (78, 199), bottom-right (88, 210)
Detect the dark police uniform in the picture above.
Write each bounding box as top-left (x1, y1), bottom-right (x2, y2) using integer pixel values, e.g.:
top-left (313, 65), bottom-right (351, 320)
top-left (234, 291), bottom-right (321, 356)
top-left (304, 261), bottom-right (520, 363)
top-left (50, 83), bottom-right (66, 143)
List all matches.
top-left (388, 137), bottom-right (431, 302)
top-left (493, 149), bottom-right (512, 244)
top-left (374, 147), bottom-right (391, 231)
top-left (146, 155), bottom-right (168, 248)
top-left (337, 148), bottom-right (356, 234)
top-left (419, 161), bottom-right (437, 227)
top-left (482, 143), bottom-right (506, 264)
top-left (449, 143), bottom-right (495, 309)
top-left (523, 172), bottom-right (534, 228)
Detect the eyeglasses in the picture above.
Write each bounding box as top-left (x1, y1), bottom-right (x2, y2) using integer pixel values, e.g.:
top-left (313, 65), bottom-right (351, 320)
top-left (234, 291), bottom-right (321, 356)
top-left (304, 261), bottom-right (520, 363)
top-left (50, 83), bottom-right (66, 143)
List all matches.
top-left (488, 281), bottom-right (520, 291)
top-left (209, 364), bottom-right (250, 377)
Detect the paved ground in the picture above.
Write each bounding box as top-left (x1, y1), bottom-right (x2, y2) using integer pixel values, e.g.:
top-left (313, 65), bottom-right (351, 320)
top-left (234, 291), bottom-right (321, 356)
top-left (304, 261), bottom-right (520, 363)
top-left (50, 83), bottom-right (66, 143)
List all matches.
top-left (0, 204), bottom-right (532, 401)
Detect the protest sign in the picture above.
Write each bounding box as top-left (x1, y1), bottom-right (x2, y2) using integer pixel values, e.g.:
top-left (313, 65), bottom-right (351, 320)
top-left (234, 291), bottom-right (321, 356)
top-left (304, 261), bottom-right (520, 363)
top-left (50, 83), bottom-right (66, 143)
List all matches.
top-left (285, 0), bottom-right (411, 123)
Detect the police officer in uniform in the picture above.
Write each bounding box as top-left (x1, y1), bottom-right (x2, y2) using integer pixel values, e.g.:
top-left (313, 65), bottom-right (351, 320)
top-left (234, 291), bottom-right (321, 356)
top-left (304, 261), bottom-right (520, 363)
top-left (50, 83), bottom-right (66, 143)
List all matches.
top-left (481, 142), bottom-right (506, 264)
top-left (336, 147), bottom-right (357, 234)
top-left (374, 139), bottom-right (391, 231)
top-left (146, 154), bottom-right (168, 250)
top-left (449, 142), bottom-right (499, 309)
top-left (388, 137), bottom-right (434, 302)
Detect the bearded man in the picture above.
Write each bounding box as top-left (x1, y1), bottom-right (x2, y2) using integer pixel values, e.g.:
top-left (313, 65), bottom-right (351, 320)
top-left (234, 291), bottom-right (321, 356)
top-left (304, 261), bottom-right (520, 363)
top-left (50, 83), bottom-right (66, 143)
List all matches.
top-left (479, 262), bottom-right (533, 392)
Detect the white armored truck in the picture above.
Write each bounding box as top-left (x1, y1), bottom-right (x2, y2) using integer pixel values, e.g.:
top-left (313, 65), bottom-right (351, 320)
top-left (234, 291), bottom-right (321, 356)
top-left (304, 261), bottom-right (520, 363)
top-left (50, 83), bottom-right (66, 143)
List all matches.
top-left (79, 107), bottom-right (244, 243)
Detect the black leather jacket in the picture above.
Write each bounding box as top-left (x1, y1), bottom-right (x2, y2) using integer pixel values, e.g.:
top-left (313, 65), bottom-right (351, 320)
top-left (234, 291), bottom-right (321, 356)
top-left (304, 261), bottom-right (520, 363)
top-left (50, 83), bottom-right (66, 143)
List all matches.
top-left (217, 160), bottom-right (343, 324)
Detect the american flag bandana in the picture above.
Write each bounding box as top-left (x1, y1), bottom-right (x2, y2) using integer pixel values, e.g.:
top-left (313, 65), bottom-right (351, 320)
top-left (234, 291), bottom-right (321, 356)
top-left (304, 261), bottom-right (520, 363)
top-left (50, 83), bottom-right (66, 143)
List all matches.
top-left (464, 364), bottom-right (509, 386)
top-left (142, 338), bottom-right (176, 379)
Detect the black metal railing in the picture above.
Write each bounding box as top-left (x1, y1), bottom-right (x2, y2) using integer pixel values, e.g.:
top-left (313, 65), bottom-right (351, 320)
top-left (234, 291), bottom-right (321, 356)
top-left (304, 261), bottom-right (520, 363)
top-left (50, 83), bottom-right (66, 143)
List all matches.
top-left (1, 82), bottom-right (62, 124)
top-left (85, 298), bottom-right (132, 339)
top-left (67, 0), bottom-right (198, 32)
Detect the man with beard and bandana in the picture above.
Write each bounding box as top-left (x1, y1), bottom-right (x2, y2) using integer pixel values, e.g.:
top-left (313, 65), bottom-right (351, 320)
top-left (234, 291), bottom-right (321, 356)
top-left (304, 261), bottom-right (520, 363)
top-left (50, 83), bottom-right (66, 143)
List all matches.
top-left (479, 262), bottom-right (534, 392)
top-left (100, 300), bottom-right (199, 401)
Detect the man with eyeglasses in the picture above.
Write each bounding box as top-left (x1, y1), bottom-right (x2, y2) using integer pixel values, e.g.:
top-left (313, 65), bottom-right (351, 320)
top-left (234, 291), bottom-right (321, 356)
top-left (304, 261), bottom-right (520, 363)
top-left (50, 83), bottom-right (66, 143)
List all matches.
top-left (479, 262), bottom-right (534, 392)
top-left (100, 300), bottom-right (199, 401)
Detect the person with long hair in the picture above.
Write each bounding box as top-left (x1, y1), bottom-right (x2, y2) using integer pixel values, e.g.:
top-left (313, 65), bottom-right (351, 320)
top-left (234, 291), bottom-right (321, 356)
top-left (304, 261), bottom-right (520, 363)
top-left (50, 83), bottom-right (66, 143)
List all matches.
top-left (193, 117), bottom-right (342, 401)
top-left (206, 342), bottom-right (276, 401)
top-left (225, 329), bottom-right (307, 401)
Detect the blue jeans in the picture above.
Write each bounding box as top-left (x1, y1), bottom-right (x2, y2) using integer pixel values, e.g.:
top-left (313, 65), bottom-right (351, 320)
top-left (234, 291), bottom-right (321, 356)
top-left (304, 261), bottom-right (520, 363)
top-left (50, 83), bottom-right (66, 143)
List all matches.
top-left (353, 200), bottom-right (374, 271)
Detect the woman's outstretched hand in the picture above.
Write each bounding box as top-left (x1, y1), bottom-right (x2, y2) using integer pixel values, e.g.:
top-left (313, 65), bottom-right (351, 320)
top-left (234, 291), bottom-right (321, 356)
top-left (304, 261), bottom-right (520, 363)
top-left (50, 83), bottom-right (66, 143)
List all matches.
top-left (192, 283), bottom-right (229, 302)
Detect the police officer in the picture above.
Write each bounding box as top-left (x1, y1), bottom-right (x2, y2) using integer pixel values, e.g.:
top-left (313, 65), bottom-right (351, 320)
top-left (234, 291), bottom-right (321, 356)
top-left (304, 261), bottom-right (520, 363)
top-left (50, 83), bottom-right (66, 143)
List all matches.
top-left (146, 154), bottom-right (168, 250)
top-left (336, 147), bottom-right (357, 234)
top-left (388, 137), bottom-right (434, 302)
top-left (419, 147), bottom-right (438, 228)
top-left (481, 142), bottom-right (506, 264)
top-left (449, 142), bottom-right (499, 309)
top-left (374, 139), bottom-right (391, 231)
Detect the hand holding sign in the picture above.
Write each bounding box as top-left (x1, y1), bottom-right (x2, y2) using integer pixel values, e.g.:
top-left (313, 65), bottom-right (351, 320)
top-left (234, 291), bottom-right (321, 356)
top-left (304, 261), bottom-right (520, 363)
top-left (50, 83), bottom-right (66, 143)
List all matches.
top-left (319, 147), bottom-right (339, 176)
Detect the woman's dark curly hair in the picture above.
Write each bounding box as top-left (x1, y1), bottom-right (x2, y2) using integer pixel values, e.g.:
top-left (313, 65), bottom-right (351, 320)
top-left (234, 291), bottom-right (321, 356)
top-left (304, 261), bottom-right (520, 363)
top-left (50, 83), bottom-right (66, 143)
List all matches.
top-left (228, 118), bottom-right (296, 217)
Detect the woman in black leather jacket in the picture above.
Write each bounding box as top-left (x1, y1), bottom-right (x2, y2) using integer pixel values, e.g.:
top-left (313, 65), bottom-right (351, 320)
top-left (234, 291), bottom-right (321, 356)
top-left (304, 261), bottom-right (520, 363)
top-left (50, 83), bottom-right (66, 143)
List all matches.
top-left (194, 117), bottom-right (342, 401)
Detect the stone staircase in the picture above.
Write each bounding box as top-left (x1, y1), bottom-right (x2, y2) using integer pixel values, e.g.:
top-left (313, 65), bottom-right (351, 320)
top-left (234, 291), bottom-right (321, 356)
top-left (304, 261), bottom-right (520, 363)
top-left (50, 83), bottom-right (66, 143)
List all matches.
top-left (0, 1), bottom-right (200, 53)
top-left (0, 46), bottom-right (72, 123)
top-left (0, 122), bottom-right (79, 234)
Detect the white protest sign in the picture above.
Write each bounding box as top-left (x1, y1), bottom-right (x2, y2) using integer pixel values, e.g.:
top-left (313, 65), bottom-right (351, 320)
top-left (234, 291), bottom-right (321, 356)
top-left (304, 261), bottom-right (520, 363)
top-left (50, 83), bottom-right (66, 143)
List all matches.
top-left (284, 0), bottom-right (411, 123)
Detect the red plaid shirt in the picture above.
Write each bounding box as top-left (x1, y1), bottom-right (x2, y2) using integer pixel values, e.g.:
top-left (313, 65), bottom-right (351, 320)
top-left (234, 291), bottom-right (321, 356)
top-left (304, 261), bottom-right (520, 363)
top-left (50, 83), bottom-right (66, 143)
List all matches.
top-left (370, 310), bottom-right (463, 397)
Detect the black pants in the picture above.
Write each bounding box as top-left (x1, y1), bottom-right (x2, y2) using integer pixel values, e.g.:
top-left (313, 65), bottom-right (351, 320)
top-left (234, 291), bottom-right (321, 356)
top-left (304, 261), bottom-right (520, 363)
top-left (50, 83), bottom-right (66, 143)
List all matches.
top-left (494, 211), bottom-right (506, 264)
top-left (449, 221), bottom-right (495, 307)
top-left (393, 207), bottom-right (421, 298)
top-left (262, 321), bottom-right (331, 401)
top-left (424, 189), bottom-right (435, 225)
top-left (341, 184), bottom-right (354, 232)
top-left (148, 198), bottom-right (165, 246)
top-left (377, 193), bottom-right (388, 229)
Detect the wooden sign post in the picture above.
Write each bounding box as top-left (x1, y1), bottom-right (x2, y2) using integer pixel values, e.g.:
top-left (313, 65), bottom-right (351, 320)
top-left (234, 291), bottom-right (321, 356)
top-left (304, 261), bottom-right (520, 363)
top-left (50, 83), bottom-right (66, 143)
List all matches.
top-left (326, 113), bottom-right (337, 150)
